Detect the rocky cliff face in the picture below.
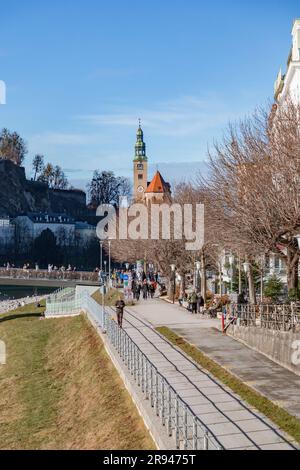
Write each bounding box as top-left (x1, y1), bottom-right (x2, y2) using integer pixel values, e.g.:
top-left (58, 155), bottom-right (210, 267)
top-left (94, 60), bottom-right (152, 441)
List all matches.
top-left (0, 160), bottom-right (87, 218)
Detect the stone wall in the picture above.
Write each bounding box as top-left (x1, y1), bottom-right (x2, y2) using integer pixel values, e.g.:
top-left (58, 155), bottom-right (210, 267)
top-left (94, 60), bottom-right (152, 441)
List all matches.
top-left (227, 324), bottom-right (300, 376)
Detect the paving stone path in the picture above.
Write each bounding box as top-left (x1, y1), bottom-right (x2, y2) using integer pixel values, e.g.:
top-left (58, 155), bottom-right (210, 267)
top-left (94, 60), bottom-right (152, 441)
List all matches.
top-left (119, 304), bottom-right (298, 450)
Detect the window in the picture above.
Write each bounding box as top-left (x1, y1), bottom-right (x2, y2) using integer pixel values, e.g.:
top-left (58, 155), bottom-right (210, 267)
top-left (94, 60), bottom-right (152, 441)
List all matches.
top-left (138, 174), bottom-right (143, 180)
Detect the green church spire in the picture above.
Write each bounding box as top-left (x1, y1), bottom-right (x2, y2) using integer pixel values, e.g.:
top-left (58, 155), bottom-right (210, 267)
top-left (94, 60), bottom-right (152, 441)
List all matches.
top-left (134, 120), bottom-right (147, 161)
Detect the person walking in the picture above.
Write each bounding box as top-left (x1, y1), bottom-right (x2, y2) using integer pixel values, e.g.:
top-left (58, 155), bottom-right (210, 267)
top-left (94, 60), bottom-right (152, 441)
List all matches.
top-left (190, 290), bottom-right (198, 314)
top-left (134, 282), bottom-right (141, 301)
top-left (142, 279), bottom-right (148, 300)
top-left (115, 297), bottom-right (125, 328)
top-left (197, 293), bottom-right (205, 314)
top-left (149, 281), bottom-right (155, 299)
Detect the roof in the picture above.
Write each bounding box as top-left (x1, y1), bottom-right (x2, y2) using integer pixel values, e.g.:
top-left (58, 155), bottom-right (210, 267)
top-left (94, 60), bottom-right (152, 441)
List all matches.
top-left (75, 221), bottom-right (95, 230)
top-left (23, 213), bottom-right (75, 225)
top-left (146, 171), bottom-right (170, 194)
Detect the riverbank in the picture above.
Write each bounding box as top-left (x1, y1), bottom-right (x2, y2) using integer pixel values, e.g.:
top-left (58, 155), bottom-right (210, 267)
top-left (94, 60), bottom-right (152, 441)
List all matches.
top-left (0, 305), bottom-right (154, 450)
top-left (0, 295), bottom-right (45, 315)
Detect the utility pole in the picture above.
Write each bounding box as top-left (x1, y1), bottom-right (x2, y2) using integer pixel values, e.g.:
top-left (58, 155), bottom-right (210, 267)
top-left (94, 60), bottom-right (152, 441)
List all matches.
top-left (108, 240), bottom-right (111, 289)
top-left (238, 254), bottom-right (242, 295)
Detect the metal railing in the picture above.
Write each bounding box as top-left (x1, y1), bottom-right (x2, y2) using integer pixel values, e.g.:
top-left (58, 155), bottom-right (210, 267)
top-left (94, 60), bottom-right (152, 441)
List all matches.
top-left (0, 267), bottom-right (100, 283)
top-left (104, 314), bottom-right (222, 450)
top-left (46, 289), bottom-right (223, 450)
top-left (230, 304), bottom-right (300, 332)
top-left (45, 288), bottom-right (82, 317)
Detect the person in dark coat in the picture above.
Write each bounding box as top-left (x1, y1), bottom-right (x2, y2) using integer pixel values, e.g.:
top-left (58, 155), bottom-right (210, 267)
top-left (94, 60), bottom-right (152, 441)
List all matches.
top-left (197, 293), bottom-right (205, 313)
top-left (149, 281), bottom-right (156, 299)
top-left (142, 280), bottom-right (148, 300)
top-left (190, 291), bottom-right (198, 314)
top-left (115, 298), bottom-right (125, 328)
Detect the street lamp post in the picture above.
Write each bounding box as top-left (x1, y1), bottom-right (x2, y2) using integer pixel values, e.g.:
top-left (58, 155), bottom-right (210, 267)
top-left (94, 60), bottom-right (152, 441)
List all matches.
top-left (229, 254), bottom-right (235, 294)
top-left (243, 261), bottom-right (250, 298)
top-left (170, 264), bottom-right (176, 304)
top-left (108, 241), bottom-right (111, 289)
top-left (219, 261), bottom-right (223, 296)
top-left (260, 254), bottom-right (265, 304)
top-left (238, 254), bottom-right (242, 295)
top-left (100, 241), bottom-right (103, 271)
top-left (195, 261), bottom-right (201, 292)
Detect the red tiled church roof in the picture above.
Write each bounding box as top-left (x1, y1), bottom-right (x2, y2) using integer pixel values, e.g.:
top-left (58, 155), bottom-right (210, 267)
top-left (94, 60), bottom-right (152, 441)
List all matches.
top-left (146, 171), bottom-right (170, 194)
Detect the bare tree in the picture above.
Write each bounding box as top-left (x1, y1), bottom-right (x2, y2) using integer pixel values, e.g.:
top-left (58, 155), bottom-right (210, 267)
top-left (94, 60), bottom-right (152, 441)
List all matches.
top-left (32, 154), bottom-right (44, 181)
top-left (38, 163), bottom-right (69, 189)
top-left (203, 98), bottom-right (300, 298)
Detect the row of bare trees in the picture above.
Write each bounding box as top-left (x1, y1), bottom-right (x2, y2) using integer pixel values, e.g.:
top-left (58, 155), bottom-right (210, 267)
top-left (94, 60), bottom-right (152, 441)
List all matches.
top-left (106, 98), bottom-right (300, 304)
top-left (201, 98), bottom-right (300, 301)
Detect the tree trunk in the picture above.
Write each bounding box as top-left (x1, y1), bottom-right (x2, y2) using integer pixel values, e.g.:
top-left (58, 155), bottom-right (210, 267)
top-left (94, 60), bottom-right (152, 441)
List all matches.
top-left (287, 246), bottom-right (299, 293)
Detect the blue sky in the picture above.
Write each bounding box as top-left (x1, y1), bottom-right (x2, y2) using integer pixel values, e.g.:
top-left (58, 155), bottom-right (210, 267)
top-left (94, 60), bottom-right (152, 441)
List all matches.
top-left (0, 0), bottom-right (298, 188)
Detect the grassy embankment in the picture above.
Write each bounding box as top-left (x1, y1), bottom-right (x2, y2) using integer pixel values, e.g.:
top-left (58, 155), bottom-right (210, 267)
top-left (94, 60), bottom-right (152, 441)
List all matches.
top-left (92, 288), bottom-right (124, 306)
top-left (92, 288), bottom-right (135, 307)
top-left (0, 301), bottom-right (155, 450)
top-left (157, 326), bottom-right (300, 445)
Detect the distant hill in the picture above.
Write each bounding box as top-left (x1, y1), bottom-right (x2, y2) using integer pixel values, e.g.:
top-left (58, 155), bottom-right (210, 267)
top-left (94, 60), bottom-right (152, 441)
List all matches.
top-left (0, 159), bottom-right (87, 218)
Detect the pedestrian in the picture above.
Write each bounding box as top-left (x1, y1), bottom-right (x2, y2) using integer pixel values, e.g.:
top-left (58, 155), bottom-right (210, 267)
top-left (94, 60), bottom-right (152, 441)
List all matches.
top-left (149, 281), bottom-right (155, 299)
top-left (190, 290), bottom-right (198, 314)
top-left (178, 288), bottom-right (184, 307)
top-left (115, 297), bottom-right (125, 328)
top-left (142, 279), bottom-right (148, 300)
top-left (136, 282), bottom-right (141, 301)
top-left (197, 293), bottom-right (205, 314)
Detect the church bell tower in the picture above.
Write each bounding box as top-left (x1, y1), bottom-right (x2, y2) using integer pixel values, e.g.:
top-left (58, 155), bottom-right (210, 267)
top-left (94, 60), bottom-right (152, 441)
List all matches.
top-left (133, 121), bottom-right (148, 201)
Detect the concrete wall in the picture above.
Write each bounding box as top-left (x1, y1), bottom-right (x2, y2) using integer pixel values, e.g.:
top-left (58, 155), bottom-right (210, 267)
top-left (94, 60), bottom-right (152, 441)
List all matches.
top-left (227, 325), bottom-right (300, 376)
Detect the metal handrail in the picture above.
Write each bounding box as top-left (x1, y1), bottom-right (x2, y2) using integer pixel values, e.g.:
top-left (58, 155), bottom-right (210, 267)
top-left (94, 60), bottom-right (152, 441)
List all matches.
top-left (230, 304), bottom-right (300, 332)
top-left (45, 289), bottom-right (223, 450)
top-left (81, 292), bottom-right (223, 451)
top-left (0, 267), bottom-right (100, 283)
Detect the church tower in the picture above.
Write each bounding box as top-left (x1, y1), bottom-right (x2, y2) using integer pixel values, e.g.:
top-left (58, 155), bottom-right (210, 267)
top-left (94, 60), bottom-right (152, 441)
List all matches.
top-left (133, 122), bottom-right (148, 201)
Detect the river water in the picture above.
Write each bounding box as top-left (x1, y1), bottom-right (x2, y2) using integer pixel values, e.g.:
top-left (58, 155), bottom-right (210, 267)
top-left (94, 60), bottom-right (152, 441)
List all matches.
top-left (0, 285), bottom-right (57, 301)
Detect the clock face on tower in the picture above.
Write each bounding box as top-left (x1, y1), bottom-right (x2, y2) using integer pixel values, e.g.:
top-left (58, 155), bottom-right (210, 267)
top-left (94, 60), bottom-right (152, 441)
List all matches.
top-left (137, 163), bottom-right (144, 170)
top-left (137, 185), bottom-right (144, 193)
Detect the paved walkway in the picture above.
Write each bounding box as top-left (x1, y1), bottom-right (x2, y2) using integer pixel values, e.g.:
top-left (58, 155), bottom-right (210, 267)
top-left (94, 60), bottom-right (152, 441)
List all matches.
top-left (114, 301), bottom-right (299, 450)
top-left (128, 299), bottom-right (300, 420)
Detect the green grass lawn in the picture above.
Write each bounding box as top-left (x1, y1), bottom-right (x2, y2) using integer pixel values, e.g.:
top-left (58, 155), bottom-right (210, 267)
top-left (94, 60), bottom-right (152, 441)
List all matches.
top-left (0, 303), bottom-right (155, 450)
top-left (157, 326), bottom-right (300, 445)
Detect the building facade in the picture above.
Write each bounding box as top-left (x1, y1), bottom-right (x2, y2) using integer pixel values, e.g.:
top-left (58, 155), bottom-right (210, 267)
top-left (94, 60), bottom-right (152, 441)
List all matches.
top-left (274, 19), bottom-right (300, 103)
top-left (0, 216), bottom-right (15, 255)
top-left (14, 213), bottom-right (96, 250)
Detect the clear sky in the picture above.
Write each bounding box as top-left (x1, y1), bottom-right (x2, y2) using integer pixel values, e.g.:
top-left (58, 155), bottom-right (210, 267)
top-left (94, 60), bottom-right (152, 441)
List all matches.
top-left (0, 0), bottom-right (298, 187)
